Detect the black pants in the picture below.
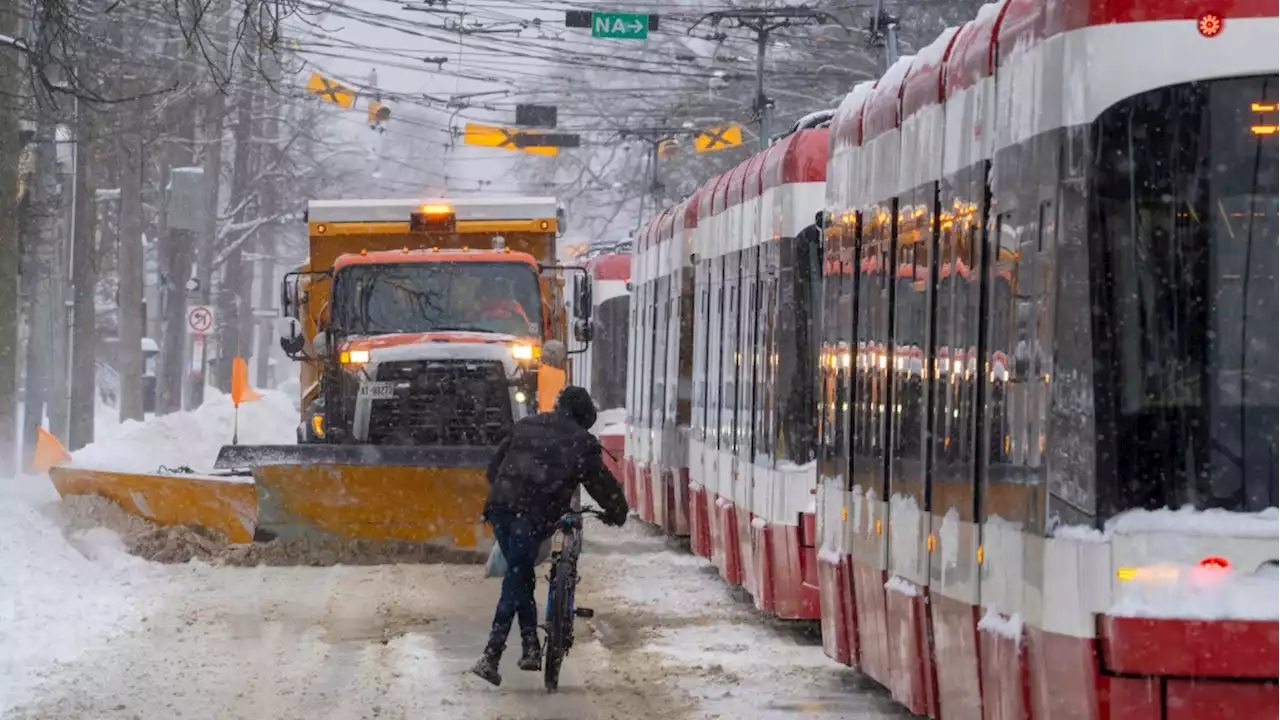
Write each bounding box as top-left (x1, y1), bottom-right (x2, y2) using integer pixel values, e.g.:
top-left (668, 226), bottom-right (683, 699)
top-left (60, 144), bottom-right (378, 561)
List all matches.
top-left (486, 511), bottom-right (543, 654)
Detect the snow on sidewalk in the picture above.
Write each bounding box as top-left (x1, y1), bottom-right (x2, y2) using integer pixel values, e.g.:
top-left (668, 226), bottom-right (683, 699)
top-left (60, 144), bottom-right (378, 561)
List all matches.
top-left (70, 387), bottom-right (298, 475)
top-left (0, 476), bottom-right (169, 714)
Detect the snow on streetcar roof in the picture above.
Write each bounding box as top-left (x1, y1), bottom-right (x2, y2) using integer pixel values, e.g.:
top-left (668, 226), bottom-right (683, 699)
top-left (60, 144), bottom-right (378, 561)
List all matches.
top-left (762, 129), bottom-right (828, 190)
top-left (863, 54), bottom-right (917, 141)
top-left (830, 80), bottom-right (876, 154)
top-left (946, 1), bottom-right (1010, 97)
top-left (902, 26), bottom-right (963, 119)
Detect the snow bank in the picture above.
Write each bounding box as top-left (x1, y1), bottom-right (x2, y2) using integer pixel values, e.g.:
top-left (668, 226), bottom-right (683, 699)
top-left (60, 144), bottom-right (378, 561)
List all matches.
top-left (70, 387), bottom-right (298, 474)
top-left (0, 480), bottom-right (164, 712)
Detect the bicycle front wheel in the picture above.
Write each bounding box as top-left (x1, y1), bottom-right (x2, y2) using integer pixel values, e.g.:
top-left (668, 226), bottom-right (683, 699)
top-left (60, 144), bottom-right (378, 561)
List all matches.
top-left (543, 552), bottom-right (574, 692)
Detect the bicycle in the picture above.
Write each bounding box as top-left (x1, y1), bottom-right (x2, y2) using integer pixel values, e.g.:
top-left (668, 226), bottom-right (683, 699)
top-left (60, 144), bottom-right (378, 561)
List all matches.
top-left (541, 505), bottom-right (605, 692)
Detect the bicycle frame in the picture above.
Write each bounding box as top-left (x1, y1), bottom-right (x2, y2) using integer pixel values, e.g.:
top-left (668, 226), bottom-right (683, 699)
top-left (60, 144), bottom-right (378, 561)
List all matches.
top-left (545, 513), bottom-right (583, 625)
top-left (542, 507), bottom-right (604, 691)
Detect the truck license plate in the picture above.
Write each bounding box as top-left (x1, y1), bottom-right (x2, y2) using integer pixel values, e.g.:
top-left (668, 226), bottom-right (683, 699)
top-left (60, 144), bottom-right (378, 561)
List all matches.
top-left (358, 382), bottom-right (396, 399)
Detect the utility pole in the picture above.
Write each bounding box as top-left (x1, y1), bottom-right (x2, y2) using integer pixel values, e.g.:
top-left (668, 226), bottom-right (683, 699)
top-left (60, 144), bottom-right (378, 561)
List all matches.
top-left (254, 53), bottom-right (284, 388)
top-left (21, 114), bottom-right (58, 461)
top-left (0, 0), bottom-right (24, 473)
top-left (68, 90), bottom-right (95, 450)
top-left (117, 95), bottom-right (147, 423)
top-left (614, 126), bottom-right (694, 230)
top-left (192, 0), bottom-right (233, 408)
top-left (689, 7), bottom-right (846, 149)
top-left (157, 33), bottom-right (199, 415)
top-left (51, 87), bottom-right (82, 442)
top-left (866, 0), bottom-right (901, 72)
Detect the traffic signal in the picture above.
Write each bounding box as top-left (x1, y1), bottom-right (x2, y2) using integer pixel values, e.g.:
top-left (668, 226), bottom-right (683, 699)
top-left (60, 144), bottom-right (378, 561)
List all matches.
top-left (369, 101), bottom-right (391, 131)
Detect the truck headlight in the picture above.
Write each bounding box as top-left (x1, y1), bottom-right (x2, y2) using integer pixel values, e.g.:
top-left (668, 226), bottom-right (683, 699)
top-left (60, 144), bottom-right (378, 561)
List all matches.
top-left (511, 344), bottom-right (538, 362)
top-left (311, 414), bottom-right (325, 438)
top-left (341, 349), bottom-right (371, 365)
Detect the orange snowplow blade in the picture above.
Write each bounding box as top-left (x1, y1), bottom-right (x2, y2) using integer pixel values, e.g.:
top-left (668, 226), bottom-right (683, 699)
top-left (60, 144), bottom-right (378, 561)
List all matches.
top-left (49, 467), bottom-right (257, 543)
top-left (250, 463), bottom-right (492, 548)
top-left (46, 446), bottom-right (496, 556)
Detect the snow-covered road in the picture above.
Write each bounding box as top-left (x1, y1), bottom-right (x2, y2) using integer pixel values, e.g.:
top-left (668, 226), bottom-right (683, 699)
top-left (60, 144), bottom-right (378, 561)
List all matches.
top-left (2, 476), bottom-right (912, 720)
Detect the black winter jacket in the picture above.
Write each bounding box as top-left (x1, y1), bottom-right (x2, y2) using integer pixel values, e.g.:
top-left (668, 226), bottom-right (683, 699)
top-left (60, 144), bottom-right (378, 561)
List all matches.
top-left (483, 408), bottom-right (629, 536)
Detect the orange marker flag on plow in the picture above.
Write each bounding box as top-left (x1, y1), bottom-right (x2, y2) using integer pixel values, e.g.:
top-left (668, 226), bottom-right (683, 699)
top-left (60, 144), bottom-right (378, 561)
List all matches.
top-left (231, 356), bottom-right (263, 408)
top-left (32, 427), bottom-right (72, 473)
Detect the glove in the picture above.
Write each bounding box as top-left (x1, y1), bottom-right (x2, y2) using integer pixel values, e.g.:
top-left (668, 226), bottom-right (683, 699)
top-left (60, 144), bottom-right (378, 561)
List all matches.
top-left (602, 507), bottom-right (628, 527)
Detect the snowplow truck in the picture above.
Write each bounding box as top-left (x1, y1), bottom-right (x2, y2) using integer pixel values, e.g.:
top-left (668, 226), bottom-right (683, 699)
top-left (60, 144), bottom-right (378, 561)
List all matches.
top-left (213, 197), bottom-right (594, 551)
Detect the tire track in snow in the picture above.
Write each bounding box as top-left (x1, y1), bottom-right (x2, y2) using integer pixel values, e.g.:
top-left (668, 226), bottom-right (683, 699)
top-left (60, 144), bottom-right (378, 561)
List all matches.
top-left (5, 559), bottom-right (694, 719)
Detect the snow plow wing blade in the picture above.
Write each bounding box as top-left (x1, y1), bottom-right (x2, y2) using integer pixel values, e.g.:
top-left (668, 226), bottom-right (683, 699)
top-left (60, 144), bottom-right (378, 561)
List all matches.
top-left (48, 467), bottom-right (258, 543)
top-left (217, 444), bottom-right (497, 553)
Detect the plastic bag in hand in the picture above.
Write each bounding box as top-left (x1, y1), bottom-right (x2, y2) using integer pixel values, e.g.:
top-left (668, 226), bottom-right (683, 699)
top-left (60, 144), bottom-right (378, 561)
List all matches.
top-left (484, 537), bottom-right (554, 579)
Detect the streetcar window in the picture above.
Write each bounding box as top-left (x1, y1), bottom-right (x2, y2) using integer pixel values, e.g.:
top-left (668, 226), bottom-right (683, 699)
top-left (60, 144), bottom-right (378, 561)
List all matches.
top-left (592, 295), bottom-right (630, 411)
top-left (693, 267), bottom-right (709, 436)
top-left (1092, 74), bottom-right (1279, 517)
top-left (652, 276), bottom-right (669, 425)
top-left (678, 267), bottom-right (696, 426)
top-left (745, 249), bottom-right (762, 458)
top-left (932, 212), bottom-right (960, 489)
top-left (708, 260), bottom-right (724, 447)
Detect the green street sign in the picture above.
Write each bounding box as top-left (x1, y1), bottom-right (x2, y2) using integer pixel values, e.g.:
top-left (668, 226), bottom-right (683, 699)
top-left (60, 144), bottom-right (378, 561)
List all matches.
top-left (592, 12), bottom-right (648, 40)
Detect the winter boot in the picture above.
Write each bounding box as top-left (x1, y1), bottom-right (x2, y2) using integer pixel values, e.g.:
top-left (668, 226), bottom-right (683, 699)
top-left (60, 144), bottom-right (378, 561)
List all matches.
top-left (517, 630), bottom-right (542, 672)
top-left (470, 645), bottom-right (503, 686)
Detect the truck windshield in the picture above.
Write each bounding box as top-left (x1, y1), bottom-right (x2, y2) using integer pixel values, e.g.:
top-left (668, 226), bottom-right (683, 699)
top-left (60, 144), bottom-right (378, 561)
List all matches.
top-left (332, 261), bottom-right (543, 338)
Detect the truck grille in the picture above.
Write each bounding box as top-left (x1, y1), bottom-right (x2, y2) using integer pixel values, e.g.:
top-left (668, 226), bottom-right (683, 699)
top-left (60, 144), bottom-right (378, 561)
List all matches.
top-left (370, 360), bottom-right (512, 446)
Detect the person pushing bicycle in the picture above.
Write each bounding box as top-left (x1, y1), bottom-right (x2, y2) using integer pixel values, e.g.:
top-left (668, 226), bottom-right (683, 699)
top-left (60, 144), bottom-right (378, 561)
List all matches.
top-left (471, 385), bottom-right (629, 686)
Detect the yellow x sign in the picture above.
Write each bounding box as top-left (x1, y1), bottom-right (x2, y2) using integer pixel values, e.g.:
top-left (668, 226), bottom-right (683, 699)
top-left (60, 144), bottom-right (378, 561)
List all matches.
top-left (694, 123), bottom-right (743, 153)
top-left (307, 72), bottom-right (355, 110)
top-left (463, 123), bottom-right (558, 157)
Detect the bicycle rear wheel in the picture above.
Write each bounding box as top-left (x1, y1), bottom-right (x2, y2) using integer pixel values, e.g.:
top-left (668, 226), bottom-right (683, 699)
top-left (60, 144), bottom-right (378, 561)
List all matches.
top-left (543, 549), bottom-right (575, 692)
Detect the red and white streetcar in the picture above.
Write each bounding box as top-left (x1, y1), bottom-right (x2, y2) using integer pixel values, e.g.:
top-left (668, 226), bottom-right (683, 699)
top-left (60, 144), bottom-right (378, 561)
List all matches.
top-left (625, 0), bottom-right (1278, 717)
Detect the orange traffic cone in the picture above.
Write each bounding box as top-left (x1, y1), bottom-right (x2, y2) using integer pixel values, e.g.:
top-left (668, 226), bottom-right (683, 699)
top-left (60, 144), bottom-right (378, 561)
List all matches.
top-left (32, 427), bottom-right (72, 473)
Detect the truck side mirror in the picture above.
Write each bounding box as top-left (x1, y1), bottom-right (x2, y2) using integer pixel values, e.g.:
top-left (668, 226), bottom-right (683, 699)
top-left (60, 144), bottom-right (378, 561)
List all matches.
top-left (280, 277), bottom-right (294, 318)
top-left (572, 276), bottom-right (592, 320)
top-left (573, 318), bottom-right (593, 344)
top-left (277, 317), bottom-right (305, 357)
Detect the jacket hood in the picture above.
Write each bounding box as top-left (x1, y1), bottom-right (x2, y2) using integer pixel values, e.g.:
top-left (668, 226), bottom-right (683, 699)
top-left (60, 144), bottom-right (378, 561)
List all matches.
top-left (555, 386), bottom-right (597, 429)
